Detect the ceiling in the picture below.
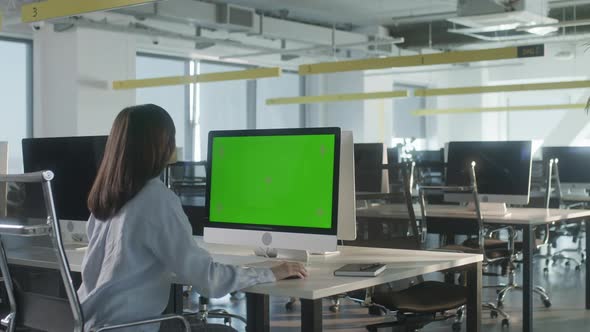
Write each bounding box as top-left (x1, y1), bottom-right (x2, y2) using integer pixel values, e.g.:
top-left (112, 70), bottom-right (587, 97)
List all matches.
top-left (205, 0), bottom-right (458, 27)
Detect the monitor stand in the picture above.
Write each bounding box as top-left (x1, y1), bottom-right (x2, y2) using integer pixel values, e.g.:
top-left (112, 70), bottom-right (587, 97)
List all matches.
top-left (467, 202), bottom-right (509, 216)
top-left (254, 247), bottom-right (310, 263)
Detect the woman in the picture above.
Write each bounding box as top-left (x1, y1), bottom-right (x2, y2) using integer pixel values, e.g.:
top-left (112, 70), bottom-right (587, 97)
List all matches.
top-left (78, 104), bottom-right (307, 331)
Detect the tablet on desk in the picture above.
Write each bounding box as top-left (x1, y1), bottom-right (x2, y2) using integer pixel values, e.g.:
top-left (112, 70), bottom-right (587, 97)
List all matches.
top-left (334, 263), bottom-right (386, 277)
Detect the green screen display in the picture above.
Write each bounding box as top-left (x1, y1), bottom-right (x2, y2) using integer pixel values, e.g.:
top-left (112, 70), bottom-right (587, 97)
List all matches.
top-left (209, 134), bottom-right (336, 229)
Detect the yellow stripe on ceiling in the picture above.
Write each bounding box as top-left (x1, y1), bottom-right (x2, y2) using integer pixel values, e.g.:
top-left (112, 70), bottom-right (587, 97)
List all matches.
top-left (266, 90), bottom-right (408, 105)
top-left (21, 0), bottom-right (156, 23)
top-left (412, 103), bottom-right (587, 116)
top-left (415, 80), bottom-right (590, 97)
top-left (113, 67), bottom-right (282, 90)
top-left (299, 45), bottom-right (544, 75)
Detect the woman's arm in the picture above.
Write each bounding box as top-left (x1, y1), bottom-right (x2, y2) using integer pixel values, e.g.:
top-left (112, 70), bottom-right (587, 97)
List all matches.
top-left (145, 194), bottom-right (276, 298)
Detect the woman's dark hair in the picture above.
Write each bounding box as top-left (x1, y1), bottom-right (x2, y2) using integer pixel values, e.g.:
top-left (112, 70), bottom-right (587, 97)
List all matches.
top-left (88, 104), bottom-right (176, 220)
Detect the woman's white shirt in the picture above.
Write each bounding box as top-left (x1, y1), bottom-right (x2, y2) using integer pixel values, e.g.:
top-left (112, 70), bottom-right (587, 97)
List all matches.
top-left (77, 178), bottom-right (275, 331)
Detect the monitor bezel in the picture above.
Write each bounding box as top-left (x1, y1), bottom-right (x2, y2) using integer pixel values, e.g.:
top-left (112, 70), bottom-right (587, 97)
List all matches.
top-left (444, 140), bottom-right (533, 205)
top-left (205, 127), bottom-right (341, 236)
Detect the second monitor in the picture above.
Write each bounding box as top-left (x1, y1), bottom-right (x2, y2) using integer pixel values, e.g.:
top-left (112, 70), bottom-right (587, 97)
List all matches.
top-left (446, 141), bottom-right (533, 209)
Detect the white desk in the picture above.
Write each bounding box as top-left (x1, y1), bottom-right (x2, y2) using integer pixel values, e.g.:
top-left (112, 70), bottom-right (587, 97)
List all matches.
top-left (6, 239), bottom-right (484, 332)
top-left (357, 204), bottom-right (590, 332)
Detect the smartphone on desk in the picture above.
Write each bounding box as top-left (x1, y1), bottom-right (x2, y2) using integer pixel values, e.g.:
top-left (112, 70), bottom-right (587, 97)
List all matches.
top-left (333, 263), bottom-right (386, 277)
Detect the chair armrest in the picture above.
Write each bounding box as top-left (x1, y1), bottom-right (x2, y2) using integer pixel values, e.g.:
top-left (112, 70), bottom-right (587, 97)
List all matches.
top-left (486, 226), bottom-right (515, 238)
top-left (93, 314), bottom-right (191, 332)
top-left (486, 226), bottom-right (516, 254)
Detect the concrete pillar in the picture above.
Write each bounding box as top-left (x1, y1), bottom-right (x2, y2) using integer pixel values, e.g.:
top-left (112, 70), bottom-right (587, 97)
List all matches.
top-left (33, 25), bottom-right (135, 137)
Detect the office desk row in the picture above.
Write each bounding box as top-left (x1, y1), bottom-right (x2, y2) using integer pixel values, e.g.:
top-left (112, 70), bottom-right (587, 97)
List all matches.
top-left (357, 204), bottom-right (590, 332)
top-left (6, 239), bottom-right (483, 332)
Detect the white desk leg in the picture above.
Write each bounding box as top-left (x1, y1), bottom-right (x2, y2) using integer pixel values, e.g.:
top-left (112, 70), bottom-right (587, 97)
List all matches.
top-left (467, 261), bottom-right (482, 332)
top-left (246, 293), bottom-right (269, 332)
top-left (522, 225), bottom-right (534, 332)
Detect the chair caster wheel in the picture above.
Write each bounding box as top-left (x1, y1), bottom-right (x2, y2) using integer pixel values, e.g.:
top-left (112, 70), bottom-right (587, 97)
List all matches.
top-left (496, 289), bottom-right (500, 294)
top-left (497, 301), bottom-right (504, 308)
top-left (329, 305), bottom-right (340, 313)
top-left (285, 302), bottom-right (295, 311)
top-left (368, 305), bottom-right (387, 316)
top-left (576, 265), bottom-right (581, 271)
top-left (452, 321), bottom-right (462, 331)
top-left (224, 318), bottom-right (231, 326)
top-left (565, 261), bottom-right (571, 267)
top-left (502, 318), bottom-right (510, 328)
top-left (543, 267), bottom-right (549, 273)
top-left (490, 310), bottom-right (498, 319)
top-left (545, 259), bottom-right (550, 265)
top-left (543, 299), bottom-right (552, 308)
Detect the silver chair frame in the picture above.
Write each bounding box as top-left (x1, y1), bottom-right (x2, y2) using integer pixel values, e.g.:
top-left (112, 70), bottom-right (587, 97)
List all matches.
top-left (0, 171), bottom-right (191, 332)
top-left (418, 162), bottom-right (511, 327)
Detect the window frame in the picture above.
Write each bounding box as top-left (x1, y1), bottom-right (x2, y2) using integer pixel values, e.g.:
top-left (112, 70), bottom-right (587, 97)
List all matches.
top-left (136, 52), bottom-right (193, 160)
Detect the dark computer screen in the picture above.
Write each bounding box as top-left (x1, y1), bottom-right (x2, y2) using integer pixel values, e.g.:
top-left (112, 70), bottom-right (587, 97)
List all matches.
top-left (387, 147), bottom-right (400, 165)
top-left (542, 146), bottom-right (590, 183)
top-left (22, 136), bottom-right (107, 221)
top-left (354, 143), bottom-right (384, 192)
top-left (446, 141), bottom-right (532, 196)
top-left (412, 149), bottom-right (444, 163)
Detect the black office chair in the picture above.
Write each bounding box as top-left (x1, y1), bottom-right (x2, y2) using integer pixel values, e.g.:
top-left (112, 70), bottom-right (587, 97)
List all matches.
top-left (357, 165), bottom-right (475, 332)
top-left (540, 159), bottom-right (585, 269)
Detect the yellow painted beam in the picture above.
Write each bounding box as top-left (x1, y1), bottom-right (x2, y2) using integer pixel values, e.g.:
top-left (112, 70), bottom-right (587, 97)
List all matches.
top-left (21, 0), bottom-right (156, 23)
top-left (266, 90), bottom-right (408, 105)
top-left (113, 67), bottom-right (282, 90)
top-left (299, 45), bottom-right (544, 75)
top-left (412, 103), bottom-right (587, 116)
top-left (415, 80), bottom-right (590, 97)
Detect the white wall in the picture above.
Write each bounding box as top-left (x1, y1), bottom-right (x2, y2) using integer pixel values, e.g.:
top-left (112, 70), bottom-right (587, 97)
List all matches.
top-left (33, 26), bottom-right (135, 137)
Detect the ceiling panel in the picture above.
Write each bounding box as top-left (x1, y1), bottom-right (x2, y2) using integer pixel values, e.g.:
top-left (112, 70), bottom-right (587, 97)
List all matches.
top-left (207, 0), bottom-right (457, 26)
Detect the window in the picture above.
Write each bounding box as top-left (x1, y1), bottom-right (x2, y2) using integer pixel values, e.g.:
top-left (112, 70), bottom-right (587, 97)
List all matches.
top-left (0, 38), bottom-right (32, 173)
top-left (136, 54), bottom-right (191, 160)
top-left (256, 72), bottom-right (302, 129)
top-left (198, 62), bottom-right (249, 160)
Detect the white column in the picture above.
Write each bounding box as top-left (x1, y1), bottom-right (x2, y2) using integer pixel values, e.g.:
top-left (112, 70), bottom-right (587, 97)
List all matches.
top-left (33, 25), bottom-right (136, 137)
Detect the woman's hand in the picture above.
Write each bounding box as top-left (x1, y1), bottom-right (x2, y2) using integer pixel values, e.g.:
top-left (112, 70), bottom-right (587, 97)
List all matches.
top-left (270, 261), bottom-right (309, 280)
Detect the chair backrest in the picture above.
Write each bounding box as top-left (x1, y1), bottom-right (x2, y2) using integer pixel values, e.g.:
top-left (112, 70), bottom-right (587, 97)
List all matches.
top-left (545, 159), bottom-right (562, 209)
top-left (352, 162), bottom-right (421, 250)
top-left (0, 172), bottom-right (84, 332)
top-left (418, 162), bottom-right (485, 252)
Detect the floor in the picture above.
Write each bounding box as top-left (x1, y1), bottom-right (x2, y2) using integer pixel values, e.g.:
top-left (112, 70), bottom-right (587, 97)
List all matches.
top-left (192, 238), bottom-right (590, 332)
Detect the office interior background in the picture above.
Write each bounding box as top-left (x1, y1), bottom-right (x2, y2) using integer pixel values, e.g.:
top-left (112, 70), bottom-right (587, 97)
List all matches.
top-left (3, 0), bottom-right (590, 331)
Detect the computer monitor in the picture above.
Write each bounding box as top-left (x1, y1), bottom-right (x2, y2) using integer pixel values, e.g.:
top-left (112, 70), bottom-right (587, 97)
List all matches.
top-left (387, 147), bottom-right (400, 165)
top-left (167, 161), bottom-right (208, 236)
top-left (338, 131), bottom-right (356, 241)
top-left (412, 149), bottom-right (444, 163)
top-left (446, 141), bottom-right (533, 206)
top-left (22, 136), bottom-right (107, 221)
top-left (204, 128), bottom-right (341, 253)
top-left (542, 147), bottom-right (590, 192)
top-left (354, 143), bottom-right (389, 193)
